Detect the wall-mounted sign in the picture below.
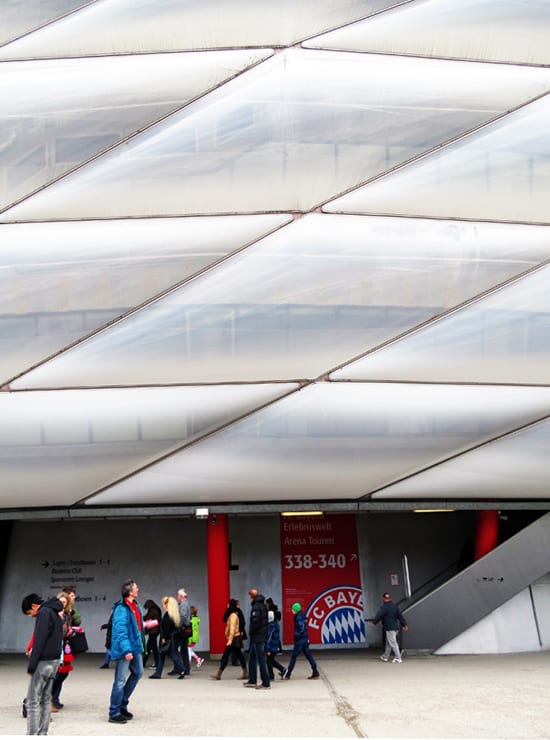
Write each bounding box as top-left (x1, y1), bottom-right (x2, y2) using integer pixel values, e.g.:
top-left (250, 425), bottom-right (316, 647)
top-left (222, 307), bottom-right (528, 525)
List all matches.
top-left (280, 513), bottom-right (365, 645)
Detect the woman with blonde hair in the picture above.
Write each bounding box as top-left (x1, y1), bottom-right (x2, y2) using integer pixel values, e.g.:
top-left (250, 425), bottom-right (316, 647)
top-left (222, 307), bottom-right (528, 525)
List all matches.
top-left (149, 596), bottom-right (187, 679)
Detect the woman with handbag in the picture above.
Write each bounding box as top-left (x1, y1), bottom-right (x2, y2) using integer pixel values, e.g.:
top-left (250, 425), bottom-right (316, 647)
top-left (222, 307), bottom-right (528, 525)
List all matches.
top-left (149, 596), bottom-right (187, 679)
top-left (210, 599), bottom-right (247, 680)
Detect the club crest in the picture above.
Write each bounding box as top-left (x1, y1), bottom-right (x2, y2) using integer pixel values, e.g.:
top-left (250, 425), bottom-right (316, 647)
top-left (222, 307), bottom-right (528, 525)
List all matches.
top-left (305, 585), bottom-right (366, 644)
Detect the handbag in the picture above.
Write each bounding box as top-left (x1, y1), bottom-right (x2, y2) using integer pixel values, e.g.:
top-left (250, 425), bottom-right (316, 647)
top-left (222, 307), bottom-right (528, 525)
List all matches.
top-left (179, 624), bottom-right (193, 638)
top-left (231, 635), bottom-right (243, 649)
top-left (70, 630), bottom-right (89, 654)
top-left (159, 638), bottom-right (172, 654)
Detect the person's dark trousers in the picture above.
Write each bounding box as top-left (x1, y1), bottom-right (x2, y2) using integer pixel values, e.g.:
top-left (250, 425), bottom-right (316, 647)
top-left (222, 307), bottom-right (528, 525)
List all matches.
top-left (151, 641), bottom-right (186, 677)
top-left (247, 641), bottom-right (270, 687)
top-left (220, 645), bottom-right (246, 671)
top-left (177, 634), bottom-right (191, 675)
top-left (144, 633), bottom-right (159, 667)
top-left (286, 639), bottom-right (318, 675)
top-left (267, 652), bottom-right (286, 679)
top-left (51, 670), bottom-right (68, 707)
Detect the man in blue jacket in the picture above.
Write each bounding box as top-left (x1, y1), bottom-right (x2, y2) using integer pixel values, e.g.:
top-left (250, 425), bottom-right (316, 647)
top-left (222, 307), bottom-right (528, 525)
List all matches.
top-left (283, 602), bottom-right (320, 680)
top-left (108, 579), bottom-right (145, 724)
top-left (21, 593), bottom-right (64, 735)
top-left (369, 592), bottom-right (408, 663)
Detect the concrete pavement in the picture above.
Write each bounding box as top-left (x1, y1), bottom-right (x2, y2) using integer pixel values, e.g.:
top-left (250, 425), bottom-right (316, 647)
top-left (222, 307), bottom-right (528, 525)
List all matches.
top-left (1, 649), bottom-right (548, 738)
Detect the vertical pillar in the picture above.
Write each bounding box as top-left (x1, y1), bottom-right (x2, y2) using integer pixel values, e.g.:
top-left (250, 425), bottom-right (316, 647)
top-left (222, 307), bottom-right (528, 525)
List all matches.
top-left (207, 513), bottom-right (230, 655)
top-left (474, 510), bottom-right (499, 560)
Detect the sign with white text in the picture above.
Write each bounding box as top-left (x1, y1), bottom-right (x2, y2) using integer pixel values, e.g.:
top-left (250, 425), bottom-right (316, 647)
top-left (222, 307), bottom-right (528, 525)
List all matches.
top-left (280, 514), bottom-right (366, 645)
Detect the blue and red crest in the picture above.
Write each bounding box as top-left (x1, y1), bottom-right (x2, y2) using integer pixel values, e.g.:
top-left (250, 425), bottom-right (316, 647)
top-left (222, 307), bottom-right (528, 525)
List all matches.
top-left (305, 585), bottom-right (366, 644)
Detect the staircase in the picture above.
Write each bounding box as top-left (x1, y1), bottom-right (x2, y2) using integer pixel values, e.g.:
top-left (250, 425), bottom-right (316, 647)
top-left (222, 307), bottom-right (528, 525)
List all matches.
top-left (402, 512), bottom-right (550, 650)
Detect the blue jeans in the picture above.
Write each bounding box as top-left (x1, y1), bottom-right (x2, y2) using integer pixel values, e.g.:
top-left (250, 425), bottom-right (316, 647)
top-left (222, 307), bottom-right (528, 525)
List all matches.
top-left (109, 653), bottom-right (144, 719)
top-left (26, 658), bottom-right (59, 735)
top-left (286, 639), bottom-right (318, 675)
top-left (247, 641), bottom-right (270, 687)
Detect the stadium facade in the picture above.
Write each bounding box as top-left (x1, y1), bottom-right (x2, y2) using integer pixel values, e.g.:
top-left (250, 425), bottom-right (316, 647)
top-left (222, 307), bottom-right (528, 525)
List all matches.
top-left (1, 0), bottom-right (550, 655)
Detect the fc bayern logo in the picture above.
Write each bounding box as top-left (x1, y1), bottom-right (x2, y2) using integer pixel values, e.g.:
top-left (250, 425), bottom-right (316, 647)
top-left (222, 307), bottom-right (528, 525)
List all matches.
top-left (306, 585), bottom-right (366, 644)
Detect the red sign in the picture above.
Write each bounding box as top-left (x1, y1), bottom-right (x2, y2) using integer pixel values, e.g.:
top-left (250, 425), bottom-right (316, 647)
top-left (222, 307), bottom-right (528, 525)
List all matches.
top-left (280, 514), bottom-right (365, 645)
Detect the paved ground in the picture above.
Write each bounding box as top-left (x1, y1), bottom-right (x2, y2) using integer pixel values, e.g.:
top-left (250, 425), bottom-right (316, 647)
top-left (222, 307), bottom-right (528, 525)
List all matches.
top-left (1, 649), bottom-right (549, 739)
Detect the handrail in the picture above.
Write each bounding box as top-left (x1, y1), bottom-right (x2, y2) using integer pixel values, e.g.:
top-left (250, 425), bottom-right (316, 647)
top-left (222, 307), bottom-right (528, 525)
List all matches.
top-left (396, 559), bottom-right (460, 610)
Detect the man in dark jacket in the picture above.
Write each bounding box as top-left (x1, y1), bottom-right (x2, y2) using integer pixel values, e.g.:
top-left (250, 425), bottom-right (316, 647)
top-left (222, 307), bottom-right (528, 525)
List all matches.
top-left (244, 588), bottom-right (270, 689)
top-left (21, 593), bottom-right (64, 735)
top-left (369, 592), bottom-right (408, 663)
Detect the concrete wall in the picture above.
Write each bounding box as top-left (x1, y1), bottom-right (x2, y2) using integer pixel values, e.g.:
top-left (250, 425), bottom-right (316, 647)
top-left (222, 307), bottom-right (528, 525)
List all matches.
top-left (0, 511), bottom-right (476, 653)
top-left (0, 518), bottom-right (208, 654)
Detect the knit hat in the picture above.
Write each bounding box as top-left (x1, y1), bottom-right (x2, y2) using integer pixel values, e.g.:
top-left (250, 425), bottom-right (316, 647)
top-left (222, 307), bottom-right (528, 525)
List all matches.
top-left (291, 602), bottom-right (302, 613)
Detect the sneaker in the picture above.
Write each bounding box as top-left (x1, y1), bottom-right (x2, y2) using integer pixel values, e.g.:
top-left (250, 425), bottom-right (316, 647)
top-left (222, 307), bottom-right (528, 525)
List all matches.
top-left (392, 658), bottom-right (402, 663)
top-left (196, 657), bottom-right (204, 669)
top-left (120, 709), bottom-right (133, 719)
top-left (380, 656), bottom-right (389, 662)
top-left (109, 715), bottom-right (127, 724)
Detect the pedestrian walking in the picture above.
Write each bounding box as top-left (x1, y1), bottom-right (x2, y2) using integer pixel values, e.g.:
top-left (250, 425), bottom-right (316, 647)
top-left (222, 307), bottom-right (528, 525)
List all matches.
top-left (368, 592), bottom-right (408, 663)
top-left (283, 602), bottom-right (319, 680)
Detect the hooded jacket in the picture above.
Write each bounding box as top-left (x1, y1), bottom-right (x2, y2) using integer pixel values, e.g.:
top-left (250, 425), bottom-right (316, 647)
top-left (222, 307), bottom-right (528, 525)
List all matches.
top-left (27, 597), bottom-right (64, 674)
top-left (110, 596), bottom-right (145, 660)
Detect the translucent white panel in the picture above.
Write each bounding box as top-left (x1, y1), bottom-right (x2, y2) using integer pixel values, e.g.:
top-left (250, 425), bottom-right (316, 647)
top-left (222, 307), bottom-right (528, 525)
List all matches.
top-left (305, 0), bottom-right (550, 66)
top-left (0, 49), bottom-right (271, 210)
top-left (0, 0), bottom-right (89, 46)
top-left (0, 0), bottom-right (399, 58)
top-left (333, 263), bottom-right (550, 385)
top-left (86, 382), bottom-right (550, 505)
top-left (325, 95), bottom-right (550, 223)
top-left (13, 214), bottom-right (550, 389)
top-left (6, 50), bottom-right (550, 221)
top-left (372, 418), bottom-right (550, 500)
top-left (0, 214), bottom-right (289, 385)
top-left (0, 384), bottom-right (296, 507)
